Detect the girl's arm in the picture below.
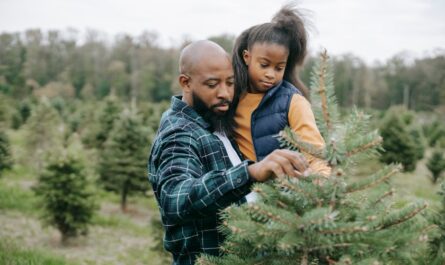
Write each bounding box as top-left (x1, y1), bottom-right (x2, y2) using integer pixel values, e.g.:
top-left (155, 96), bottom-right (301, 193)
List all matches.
top-left (288, 94), bottom-right (331, 176)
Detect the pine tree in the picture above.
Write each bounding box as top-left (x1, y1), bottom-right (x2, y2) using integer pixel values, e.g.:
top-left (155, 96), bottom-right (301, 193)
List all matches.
top-left (0, 95), bottom-right (13, 176)
top-left (197, 51), bottom-right (428, 265)
top-left (33, 140), bottom-right (96, 243)
top-left (379, 110), bottom-right (419, 172)
top-left (0, 95), bottom-right (10, 127)
top-left (423, 120), bottom-right (445, 148)
top-left (410, 128), bottom-right (425, 161)
top-left (426, 182), bottom-right (445, 265)
top-left (0, 130), bottom-right (13, 176)
top-left (427, 149), bottom-right (445, 184)
top-left (98, 106), bottom-right (151, 211)
top-left (10, 98), bottom-right (34, 129)
top-left (18, 98), bottom-right (32, 124)
top-left (94, 93), bottom-right (122, 148)
top-left (23, 98), bottom-right (63, 170)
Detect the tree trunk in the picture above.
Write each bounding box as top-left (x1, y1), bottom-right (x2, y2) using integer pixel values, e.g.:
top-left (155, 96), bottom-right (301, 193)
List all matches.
top-left (121, 185), bottom-right (127, 212)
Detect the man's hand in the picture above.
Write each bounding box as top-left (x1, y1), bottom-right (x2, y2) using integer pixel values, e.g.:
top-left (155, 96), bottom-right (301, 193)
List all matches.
top-left (247, 149), bottom-right (309, 182)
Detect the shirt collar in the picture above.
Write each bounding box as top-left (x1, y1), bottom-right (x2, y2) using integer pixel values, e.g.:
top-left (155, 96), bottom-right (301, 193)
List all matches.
top-left (170, 95), bottom-right (211, 129)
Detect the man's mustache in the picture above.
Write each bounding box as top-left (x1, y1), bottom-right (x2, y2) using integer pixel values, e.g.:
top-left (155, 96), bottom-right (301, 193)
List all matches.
top-left (211, 100), bottom-right (232, 109)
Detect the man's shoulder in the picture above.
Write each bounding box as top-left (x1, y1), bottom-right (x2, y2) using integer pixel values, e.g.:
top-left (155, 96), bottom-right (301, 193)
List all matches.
top-left (155, 109), bottom-right (208, 143)
top-left (160, 109), bottom-right (193, 130)
top-left (149, 111), bottom-right (201, 167)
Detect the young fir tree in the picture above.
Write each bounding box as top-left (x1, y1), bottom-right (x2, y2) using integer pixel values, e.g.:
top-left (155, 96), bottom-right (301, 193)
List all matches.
top-left (379, 111), bottom-right (419, 172)
top-left (0, 95), bottom-right (13, 175)
top-left (98, 106), bottom-right (151, 211)
top-left (427, 149), bottom-right (445, 184)
top-left (197, 51), bottom-right (428, 265)
top-left (33, 139), bottom-right (96, 244)
top-left (423, 120), bottom-right (445, 148)
top-left (94, 93), bottom-right (122, 148)
top-left (426, 182), bottom-right (445, 265)
top-left (19, 98), bottom-right (33, 124)
top-left (0, 95), bottom-right (10, 127)
top-left (410, 128), bottom-right (425, 161)
top-left (23, 98), bottom-right (63, 170)
top-left (0, 130), bottom-right (13, 176)
top-left (10, 98), bottom-right (34, 129)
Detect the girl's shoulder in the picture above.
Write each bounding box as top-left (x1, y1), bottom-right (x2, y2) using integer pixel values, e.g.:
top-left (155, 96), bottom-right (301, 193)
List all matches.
top-left (278, 80), bottom-right (302, 96)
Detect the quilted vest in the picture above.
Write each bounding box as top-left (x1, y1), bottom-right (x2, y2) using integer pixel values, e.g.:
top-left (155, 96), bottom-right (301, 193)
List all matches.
top-left (251, 80), bottom-right (301, 161)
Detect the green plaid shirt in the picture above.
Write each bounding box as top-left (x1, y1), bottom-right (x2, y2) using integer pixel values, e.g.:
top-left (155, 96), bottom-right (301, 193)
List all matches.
top-left (148, 96), bottom-right (253, 265)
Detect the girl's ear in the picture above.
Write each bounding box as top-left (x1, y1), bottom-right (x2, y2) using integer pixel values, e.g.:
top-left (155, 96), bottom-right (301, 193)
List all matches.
top-left (242, 49), bottom-right (250, 66)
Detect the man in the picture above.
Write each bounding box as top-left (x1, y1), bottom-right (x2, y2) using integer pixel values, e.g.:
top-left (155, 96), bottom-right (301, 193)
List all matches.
top-left (148, 40), bottom-right (308, 265)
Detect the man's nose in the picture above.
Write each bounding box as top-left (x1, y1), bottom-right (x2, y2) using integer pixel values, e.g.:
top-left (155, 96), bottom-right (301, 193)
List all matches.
top-left (217, 84), bottom-right (231, 99)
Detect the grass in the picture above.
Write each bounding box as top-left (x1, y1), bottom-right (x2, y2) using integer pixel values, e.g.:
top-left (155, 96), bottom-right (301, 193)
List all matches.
top-left (91, 212), bottom-right (151, 236)
top-left (0, 165), bottom-right (163, 265)
top-left (0, 238), bottom-right (76, 265)
top-left (0, 177), bottom-right (38, 215)
top-left (348, 155), bottom-right (442, 205)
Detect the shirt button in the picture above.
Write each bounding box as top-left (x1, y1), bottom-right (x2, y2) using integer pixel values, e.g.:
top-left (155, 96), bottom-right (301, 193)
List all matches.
top-left (236, 178), bottom-right (242, 184)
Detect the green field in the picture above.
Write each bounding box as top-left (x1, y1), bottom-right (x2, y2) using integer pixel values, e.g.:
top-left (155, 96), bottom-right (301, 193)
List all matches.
top-left (0, 128), bottom-right (170, 265)
top-left (0, 126), bottom-right (442, 265)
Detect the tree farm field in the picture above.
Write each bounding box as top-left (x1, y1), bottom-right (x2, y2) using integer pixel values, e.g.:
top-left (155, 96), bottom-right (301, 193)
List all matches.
top-left (0, 128), bottom-right (168, 265)
top-left (0, 125), bottom-right (442, 265)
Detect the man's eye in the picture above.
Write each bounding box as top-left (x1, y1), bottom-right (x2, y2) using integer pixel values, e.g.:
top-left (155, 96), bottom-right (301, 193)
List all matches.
top-left (207, 83), bottom-right (217, 88)
top-left (260, 64), bottom-right (268, 68)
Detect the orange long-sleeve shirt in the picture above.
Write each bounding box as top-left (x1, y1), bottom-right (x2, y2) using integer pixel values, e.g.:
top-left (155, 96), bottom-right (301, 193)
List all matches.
top-left (234, 92), bottom-right (331, 176)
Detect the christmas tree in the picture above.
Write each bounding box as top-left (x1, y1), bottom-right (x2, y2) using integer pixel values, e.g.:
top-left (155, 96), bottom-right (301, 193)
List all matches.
top-left (426, 182), bottom-right (445, 265)
top-left (197, 51), bottom-right (428, 265)
top-left (379, 109), bottom-right (419, 172)
top-left (18, 98), bottom-right (33, 124)
top-left (0, 130), bottom-right (13, 176)
top-left (423, 120), bottom-right (445, 148)
top-left (33, 139), bottom-right (96, 244)
top-left (23, 98), bottom-right (63, 171)
top-left (427, 149), bottom-right (445, 184)
top-left (0, 94), bottom-right (13, 175)
top-left (94, 93), bottom-right (122, 148)
top-left (409, 127), bottom-right (425, 161)
top-left (98, 106), bottom-right (151, 211)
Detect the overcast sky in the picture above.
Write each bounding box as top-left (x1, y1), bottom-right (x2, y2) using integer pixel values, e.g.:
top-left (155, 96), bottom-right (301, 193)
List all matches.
top-left (1, 0), bottom-right (444, 64)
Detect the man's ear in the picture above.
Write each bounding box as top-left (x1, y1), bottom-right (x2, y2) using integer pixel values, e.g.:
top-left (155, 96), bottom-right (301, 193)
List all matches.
top-left (242, 49), bottom-right (250, 66)
top-left (178, 74), bottom-right (191, 93)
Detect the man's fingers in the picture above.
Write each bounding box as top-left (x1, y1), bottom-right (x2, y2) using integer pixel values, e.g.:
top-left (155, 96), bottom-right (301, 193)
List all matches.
top-left (261, 150), bottom-right (311, 180)
top-left (303, 169), bottom-right (312, 177)
top-left (275, 150), bottom-right (308, 172)
top-left (273, 155), bottom-right (299, 178)
top-left (270, 162), bottom-right (285, 178)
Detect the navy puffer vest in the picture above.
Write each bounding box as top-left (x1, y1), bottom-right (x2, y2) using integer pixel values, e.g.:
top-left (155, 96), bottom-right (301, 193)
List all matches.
top-left (251, 80), bottom-right (302, 161)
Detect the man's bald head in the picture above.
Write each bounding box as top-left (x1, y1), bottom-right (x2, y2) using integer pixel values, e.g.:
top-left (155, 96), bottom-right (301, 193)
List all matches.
top-left (177, 40), bottom-right (235, 134)
top-left (179, 40), bottom-right (230, 75)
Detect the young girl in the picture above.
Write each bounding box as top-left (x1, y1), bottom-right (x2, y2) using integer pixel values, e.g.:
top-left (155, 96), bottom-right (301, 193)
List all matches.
top-left (232, 5), bottom-right (331, 177)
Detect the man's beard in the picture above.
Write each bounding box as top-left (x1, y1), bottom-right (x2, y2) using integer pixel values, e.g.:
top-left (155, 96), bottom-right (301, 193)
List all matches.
top-left (192, 92), bottom-right (234, 135)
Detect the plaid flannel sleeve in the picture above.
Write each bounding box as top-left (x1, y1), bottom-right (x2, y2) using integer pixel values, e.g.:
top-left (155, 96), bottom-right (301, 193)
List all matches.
top-left (153, 130), bottom-right (253, 224)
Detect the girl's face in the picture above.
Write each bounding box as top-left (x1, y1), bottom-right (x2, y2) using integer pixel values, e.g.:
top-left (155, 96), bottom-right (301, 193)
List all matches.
top-left (243, 42), bottom-right (289, 93)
